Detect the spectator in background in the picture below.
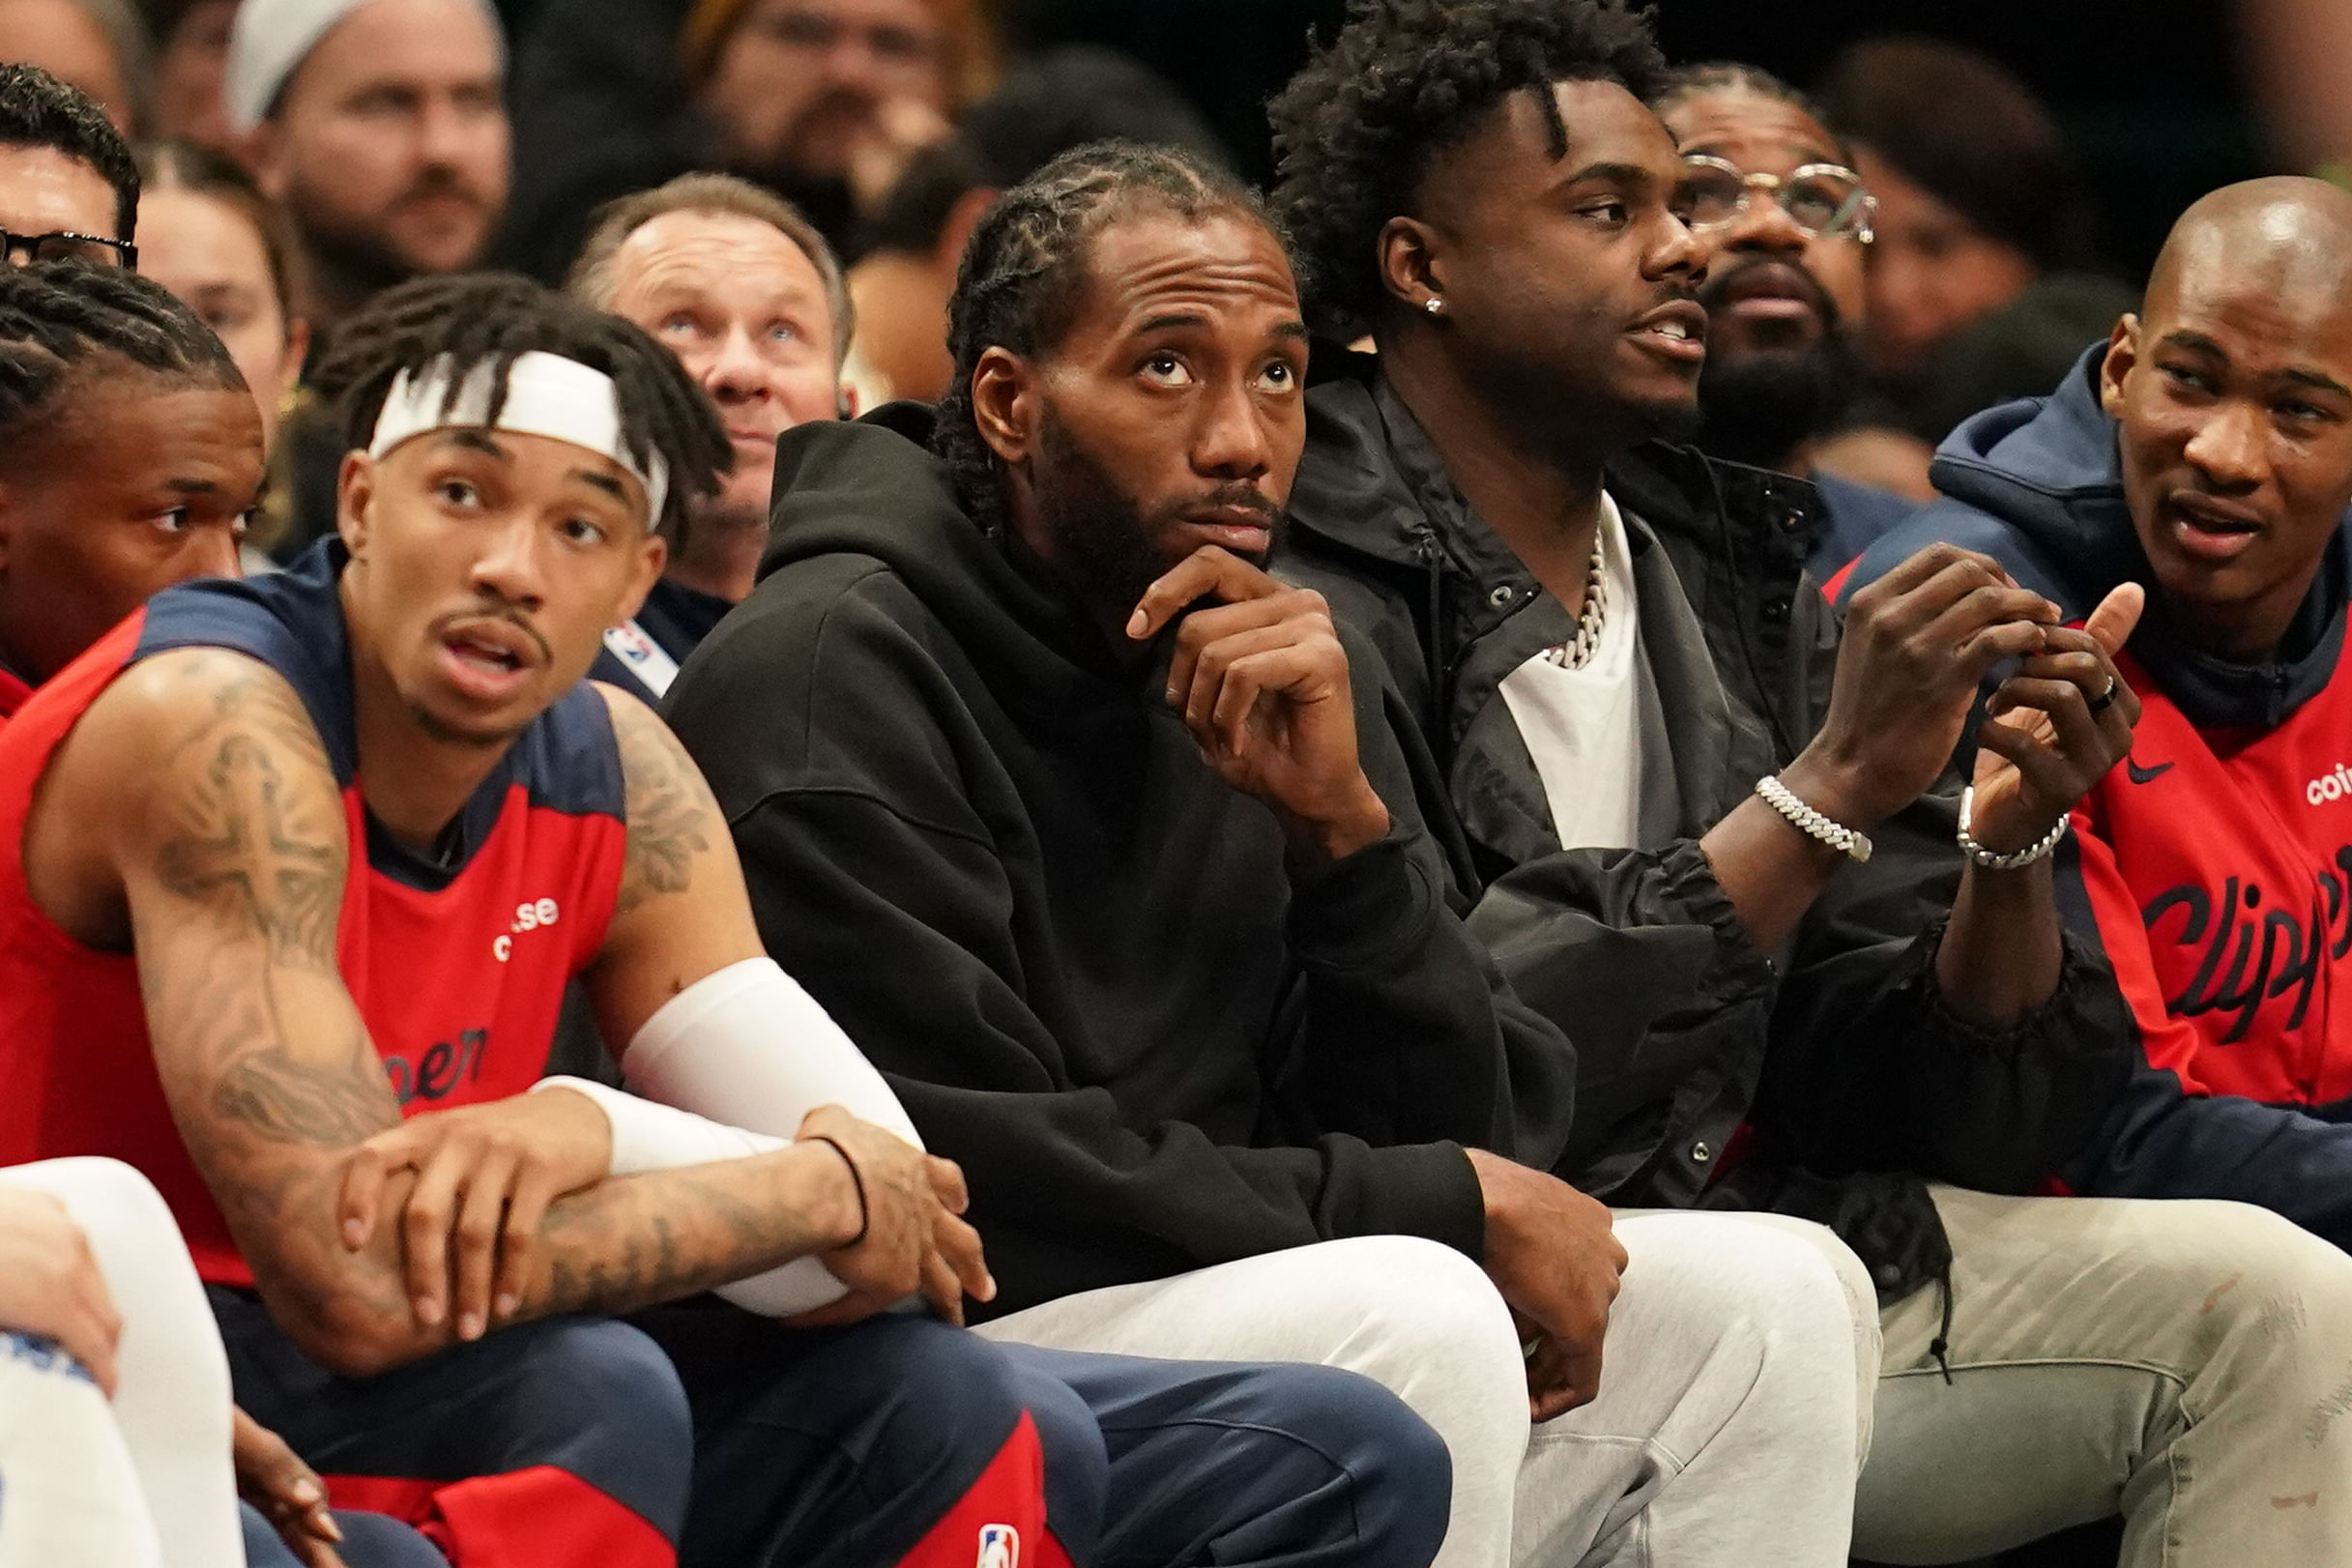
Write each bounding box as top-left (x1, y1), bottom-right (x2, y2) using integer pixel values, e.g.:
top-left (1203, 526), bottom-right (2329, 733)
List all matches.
top-left (224, 0), bottom-right (509, 338)
top-left (682, 0), bottom-right (983, 218)
top-left (135, 141), bottom-right (307, 453)
top-left (134, 140), bottom-right (311, 564)
top-left (501, 0), bottom-right (992, 284)
top-left (848, 44), bottom-right (1227, 405)
top-left (1816, 36), bottom-right (2134, 450)
top-left (567, 171), bottom-right (851, 699)
top-left (0, 0), bottom-right (145, 133)
top-left (1651, 64), bottom-right (1918, 572)
top-left (136, 0), bottom-right (234, 152)
top-left (0, 63), bottom-right (136, 270)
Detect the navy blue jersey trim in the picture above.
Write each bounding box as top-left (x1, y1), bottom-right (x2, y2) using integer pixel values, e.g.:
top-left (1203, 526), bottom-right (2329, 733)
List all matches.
top-left (133, 541), bottom-right (628, 892)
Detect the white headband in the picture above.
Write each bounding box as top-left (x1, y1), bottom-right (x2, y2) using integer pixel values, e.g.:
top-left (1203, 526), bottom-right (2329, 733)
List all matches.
top-left (367, 351), bottom-right (669, 522)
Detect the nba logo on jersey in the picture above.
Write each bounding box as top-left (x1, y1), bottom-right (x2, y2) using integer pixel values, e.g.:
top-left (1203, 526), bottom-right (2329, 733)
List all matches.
top-left (977, 1524), bottom-right (1019, 1568)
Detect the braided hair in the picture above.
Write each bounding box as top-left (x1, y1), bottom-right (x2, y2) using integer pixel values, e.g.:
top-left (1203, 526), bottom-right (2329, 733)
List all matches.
top-left (308, 272), bottom-right (730, 539)
top-left (1650, 63), bottom-right (1852, 162)
top-left (1268, 0), bottom-right (1666, 341)
top-left (934, 139), bottom-right (1287, 536)
top-left (0, 258), bottom-right (245, 459)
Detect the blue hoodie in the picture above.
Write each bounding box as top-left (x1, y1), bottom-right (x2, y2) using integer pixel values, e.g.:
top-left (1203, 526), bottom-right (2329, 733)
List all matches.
top-left (1841, 347), bottom-right (2352, 1249)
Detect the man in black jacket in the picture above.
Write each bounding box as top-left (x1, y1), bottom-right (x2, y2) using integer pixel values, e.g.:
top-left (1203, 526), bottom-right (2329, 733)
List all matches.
top-left (668, 140), bottom-right (1877, 1567)
top-left (1268, 5), bottom-right (2352, 1564)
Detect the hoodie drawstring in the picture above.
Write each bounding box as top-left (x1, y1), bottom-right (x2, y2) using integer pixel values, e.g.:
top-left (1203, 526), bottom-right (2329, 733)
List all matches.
top-left (1927, 1264), bottom-right (1957, 1385)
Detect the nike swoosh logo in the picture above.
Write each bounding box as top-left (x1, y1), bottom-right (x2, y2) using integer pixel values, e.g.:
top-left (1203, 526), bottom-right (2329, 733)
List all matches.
top-left (2127, 758), bottom-right (2174, 785)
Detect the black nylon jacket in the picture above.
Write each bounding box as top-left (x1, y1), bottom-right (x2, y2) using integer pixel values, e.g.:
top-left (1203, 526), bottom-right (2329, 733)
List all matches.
top-left (1278, 372), bottom-right (2136, 1299)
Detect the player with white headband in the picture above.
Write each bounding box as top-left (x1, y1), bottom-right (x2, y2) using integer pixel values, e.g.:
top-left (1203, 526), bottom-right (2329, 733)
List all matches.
top-left (0, 272), bottom-right (1452, 1568)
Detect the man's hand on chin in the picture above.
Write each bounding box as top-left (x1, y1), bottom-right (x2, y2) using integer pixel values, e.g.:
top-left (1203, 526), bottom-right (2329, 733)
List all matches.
top-left (1128, 545), bottom-right (1390, 865)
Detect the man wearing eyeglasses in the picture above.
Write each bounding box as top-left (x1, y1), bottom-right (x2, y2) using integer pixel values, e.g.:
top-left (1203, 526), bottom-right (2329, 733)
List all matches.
top-left (1273, 12), bottom-right (2352, 1561)
top-left (0, 62), bottom-right (139, 274)
top-left (1650, 65), bottom-right (1919, 575)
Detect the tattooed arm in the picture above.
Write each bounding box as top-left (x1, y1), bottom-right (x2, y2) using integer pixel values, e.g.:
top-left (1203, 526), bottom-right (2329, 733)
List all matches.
top-left (41, 651), bottom-right (867, 1377)
top-left (581, 684), bottom-right (768, 1041)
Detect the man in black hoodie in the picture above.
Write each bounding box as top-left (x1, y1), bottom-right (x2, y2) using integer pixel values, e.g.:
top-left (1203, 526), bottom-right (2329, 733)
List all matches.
top-left (1844, 183), bottom-right (2352, 1258)
top-left (1268, 2), bottom-right (2352, 1563)
top-left (667, 139), bottom-right (1878, 1568)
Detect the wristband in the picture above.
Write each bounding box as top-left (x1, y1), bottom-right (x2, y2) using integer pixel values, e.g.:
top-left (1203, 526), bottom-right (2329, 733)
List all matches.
top-left (1956, 785), bottom-right (2069, 871)
top-left (1755, 775), bottom-right (1873, 862)
top-left (803, 1134), bottom-right (868, 1248)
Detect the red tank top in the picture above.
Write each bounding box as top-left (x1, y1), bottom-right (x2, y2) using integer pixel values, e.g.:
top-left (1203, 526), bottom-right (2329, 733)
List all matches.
top-left (0, 543), bottom-right (628, 1284)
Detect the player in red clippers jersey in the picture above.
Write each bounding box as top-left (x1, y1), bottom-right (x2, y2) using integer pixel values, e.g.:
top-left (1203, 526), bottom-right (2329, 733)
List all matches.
top-left (1837, 179), bottom-right (2352, 1256)
top-left (0, 271), bottom-right (1450, 1568)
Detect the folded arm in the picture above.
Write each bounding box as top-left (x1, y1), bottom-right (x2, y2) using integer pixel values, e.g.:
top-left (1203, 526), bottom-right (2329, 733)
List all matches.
top-left (81, 652), bottom-right (860, 1376)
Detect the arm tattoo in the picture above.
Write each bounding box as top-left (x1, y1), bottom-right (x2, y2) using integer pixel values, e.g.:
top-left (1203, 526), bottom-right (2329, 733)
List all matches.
top-left (140, 664), bottom-right (397, 1152)
top-left (538, 1161), bottom-right (812, 1318)
top-left (156, 732), bottom-right (339, 967)
top-left (615, 704), bottom-right (717, 915)
top-left (213, 1040), bottom-right (394, 1147)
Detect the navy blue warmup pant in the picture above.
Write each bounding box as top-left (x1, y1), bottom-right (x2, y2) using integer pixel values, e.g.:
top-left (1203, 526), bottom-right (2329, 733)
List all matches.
top-left (214, 1288), bottom-right (1450, 1568)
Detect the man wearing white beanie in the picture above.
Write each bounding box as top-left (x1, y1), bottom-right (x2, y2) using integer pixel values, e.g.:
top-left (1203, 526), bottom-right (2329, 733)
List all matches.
top-left (225, 0), bottom-right (508, 334)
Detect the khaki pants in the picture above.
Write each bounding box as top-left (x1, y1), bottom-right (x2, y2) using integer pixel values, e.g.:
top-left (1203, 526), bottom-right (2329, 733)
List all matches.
top-left (1854, 1186), bottom-right (2352, 1566)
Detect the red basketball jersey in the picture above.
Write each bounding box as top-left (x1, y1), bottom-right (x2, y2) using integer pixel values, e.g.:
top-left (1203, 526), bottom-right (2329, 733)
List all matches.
top-left (0, 543), bottom-right (629, 1284)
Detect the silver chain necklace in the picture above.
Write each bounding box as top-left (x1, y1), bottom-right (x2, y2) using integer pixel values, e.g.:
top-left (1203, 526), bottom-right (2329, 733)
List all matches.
top-left (1542, 537), bottom-right (1609, 669)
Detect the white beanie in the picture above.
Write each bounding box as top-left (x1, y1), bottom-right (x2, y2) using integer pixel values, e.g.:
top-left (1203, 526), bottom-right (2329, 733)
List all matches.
top-left (223, 0), bottom-right (506, 134)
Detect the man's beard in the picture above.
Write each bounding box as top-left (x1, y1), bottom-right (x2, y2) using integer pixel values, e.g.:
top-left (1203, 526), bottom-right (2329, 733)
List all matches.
top-left (286, 166), bottom-right (496, 298)
top-left (1694, 261), bottom-right (1863, 471)
top-left (1030, 404), bottom-right (1287, 619)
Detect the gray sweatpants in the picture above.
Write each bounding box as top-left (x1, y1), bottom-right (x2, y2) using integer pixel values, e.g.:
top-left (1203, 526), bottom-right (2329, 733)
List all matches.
top-left (976, 1215), bottom-right (1874, 1568)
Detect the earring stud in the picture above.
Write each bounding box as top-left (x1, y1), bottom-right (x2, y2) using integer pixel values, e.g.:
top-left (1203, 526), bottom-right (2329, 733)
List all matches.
top-left (1424, 297), bottom-right (1445, 315)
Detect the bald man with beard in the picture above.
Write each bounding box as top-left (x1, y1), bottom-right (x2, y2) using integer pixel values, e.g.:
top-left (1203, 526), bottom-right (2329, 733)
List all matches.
top-left (1845, 175), bottom-right (2352, 1264)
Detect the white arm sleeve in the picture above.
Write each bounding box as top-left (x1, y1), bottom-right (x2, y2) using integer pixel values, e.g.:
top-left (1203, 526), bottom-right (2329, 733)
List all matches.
top-left (618, 957), bottom-right (921, 1148)
top-left (530, 957), bottom-right (922, 1317)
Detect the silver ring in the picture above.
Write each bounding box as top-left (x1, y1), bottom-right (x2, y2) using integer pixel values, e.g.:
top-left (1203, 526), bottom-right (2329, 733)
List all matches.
top-left (2086, 677), bottom-right (2119, 715)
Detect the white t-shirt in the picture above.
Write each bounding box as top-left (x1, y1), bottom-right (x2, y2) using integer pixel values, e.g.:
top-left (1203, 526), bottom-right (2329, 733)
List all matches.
top-left (1495, 492), bottom-right (1666, 852)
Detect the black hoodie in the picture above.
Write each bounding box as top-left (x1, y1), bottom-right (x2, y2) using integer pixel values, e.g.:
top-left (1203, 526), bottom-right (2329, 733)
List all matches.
top-left (1844, 347), bottom-right (2352, 1249)
top-left (662, 407), bottom-right (1578, 1319)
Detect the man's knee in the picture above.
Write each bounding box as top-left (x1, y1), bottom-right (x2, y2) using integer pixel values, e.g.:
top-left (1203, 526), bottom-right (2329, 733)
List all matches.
top-left (1241, 1361), bottom-right (1453, 1568)
top-left (0, 1158), bottom-right (176, 1248)
top-left (1263, 1235), bottom-right (1524, 1395)
top-left (2087, 1199), bottom-right (2352, 1357)
top-left (1611, 1213), bottom-right (1873, 1446)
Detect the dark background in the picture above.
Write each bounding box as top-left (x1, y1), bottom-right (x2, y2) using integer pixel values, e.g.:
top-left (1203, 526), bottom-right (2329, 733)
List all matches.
top-left (1002, 0), bottom-right (2258, 284)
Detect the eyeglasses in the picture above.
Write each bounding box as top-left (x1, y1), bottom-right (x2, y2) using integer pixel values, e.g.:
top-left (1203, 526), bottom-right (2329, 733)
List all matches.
top-left (1677, 156), bottom-right (1876, 244)
top-left (0, 229), bottom-right (137, 269)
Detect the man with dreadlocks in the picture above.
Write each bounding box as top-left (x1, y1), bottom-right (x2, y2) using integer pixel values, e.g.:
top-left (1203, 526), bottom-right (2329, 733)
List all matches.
top-left (0, 269), bottom-right (1451, 1568)
top-left (1269, 2), bottom-right (2352, 1563)
top-left (0, 260), bottom-right (259, 717)
top-left (668, 136), bottom-right (1871, 1568)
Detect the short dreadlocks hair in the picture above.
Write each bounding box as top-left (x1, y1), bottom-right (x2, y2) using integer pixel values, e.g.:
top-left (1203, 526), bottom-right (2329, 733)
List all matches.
top-left (309, 272), bottom-right (731, 539)
top-left (0, 259), bottom-right (245, 460)
top-left (1269, 0), bottom-right (1667, 340)
top-left (933, 138), bottom-right (1289, 536)
top-left (0, 64), bottom-right (139, 242)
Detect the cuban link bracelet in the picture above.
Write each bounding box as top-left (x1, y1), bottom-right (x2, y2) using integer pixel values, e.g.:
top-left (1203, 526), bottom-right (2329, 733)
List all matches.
top-left (1755, 774), bottom-right (1873, 862)
top-left (1956, 784), bottom-right (2069, 871)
